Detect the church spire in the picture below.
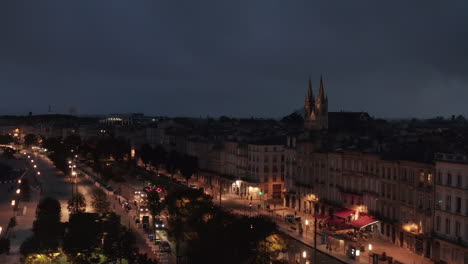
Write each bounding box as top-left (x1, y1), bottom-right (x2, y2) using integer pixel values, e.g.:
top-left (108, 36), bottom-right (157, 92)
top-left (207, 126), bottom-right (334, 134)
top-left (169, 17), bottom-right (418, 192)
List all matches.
top-left (304, 76), bottom-right (315, 117)
top-left (318, 74), bottom-right (325, 103)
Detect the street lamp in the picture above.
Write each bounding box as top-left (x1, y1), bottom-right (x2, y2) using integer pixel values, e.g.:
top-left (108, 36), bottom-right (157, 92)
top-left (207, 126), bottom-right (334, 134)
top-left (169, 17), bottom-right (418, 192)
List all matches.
top-left (16, 189), bottom-right (20, 194)
top-left (37, 171), bottom-right (41, 175)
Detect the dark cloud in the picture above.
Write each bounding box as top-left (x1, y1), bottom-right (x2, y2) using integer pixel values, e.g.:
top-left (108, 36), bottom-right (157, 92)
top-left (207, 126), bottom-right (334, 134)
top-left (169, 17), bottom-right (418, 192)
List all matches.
top-left (0, 0), bottom-right (467, 117)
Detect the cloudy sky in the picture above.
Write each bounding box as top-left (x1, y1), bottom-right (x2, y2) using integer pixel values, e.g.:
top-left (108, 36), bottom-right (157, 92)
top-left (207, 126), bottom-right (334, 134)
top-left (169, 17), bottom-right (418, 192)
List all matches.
top-left (0, 1), bottom-right (467, 118)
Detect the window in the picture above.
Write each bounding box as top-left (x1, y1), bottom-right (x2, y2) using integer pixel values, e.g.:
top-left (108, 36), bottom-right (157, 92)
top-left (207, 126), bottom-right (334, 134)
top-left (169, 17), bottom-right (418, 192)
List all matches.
top-left (437, 172), bottom-right (442, 184)
top-left (455, 221), bottom-right (461, 237)
top-left (445, 218), bottom-right (451, 235)
top-left (456, 197), bottom-right (461, 214)
top-left (457, 174), bottom-right (462, 187)
top-left (264, 156), bottom-right (269, 163)
top-left (436, 215), bottom-right (441, 231)
top-left (447, 172), bottom-right (452, 185)
top-left (427, 173), bottom-right (432, 184)
top-left (446, 195), bottom-right (452, 211)
top-left (264, 166), bottom-right (269, 173)
top-left (281, 155), bottom-right (284, 162)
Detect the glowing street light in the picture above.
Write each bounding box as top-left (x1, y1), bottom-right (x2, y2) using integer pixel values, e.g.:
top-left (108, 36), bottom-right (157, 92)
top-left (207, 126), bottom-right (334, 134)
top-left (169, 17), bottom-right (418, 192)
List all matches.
top-left (16, 189), bottom-right (20, 194)
top-left (302, 251), bottom-right (307, 259)
top-left (27, 155), bottom-right (30, 158)
top-left (11, 200), bottom-right (15, 206)
top-left (37, 171), bottom-right (41, 175)
top-left (30, 160), bottom-right (34, 163)
top-left (18, 179), bottom-right (21, 184)
top-left (33, 165), bottom-right (37, 168)
top-left (368, 244), bottom-right (372, 251)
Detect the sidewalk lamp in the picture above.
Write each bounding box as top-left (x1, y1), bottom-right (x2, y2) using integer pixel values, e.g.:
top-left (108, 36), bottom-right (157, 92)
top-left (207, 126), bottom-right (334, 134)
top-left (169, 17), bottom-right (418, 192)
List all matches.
top-left (18, 179), bottom-right (21, 184)
top-left (16, 189), bottom-right (20, 194)
top-left (33, 165), bottom-right (37, 168)
top-left (37, 171), bottom-right (41, 175)
top-left (11, 200), bottom-right (15, 206)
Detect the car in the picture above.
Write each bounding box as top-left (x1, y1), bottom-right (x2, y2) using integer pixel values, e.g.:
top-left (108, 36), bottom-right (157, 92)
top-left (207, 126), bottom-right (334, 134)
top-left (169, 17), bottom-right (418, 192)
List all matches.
top-left (284, 214), bottom-right (295, 223)
top-left (155, 218), bottom-right (165, 229)
top-left (189, 184), bottom-right (197, 189)
top-left (159, 241), bottom-right (171, 253)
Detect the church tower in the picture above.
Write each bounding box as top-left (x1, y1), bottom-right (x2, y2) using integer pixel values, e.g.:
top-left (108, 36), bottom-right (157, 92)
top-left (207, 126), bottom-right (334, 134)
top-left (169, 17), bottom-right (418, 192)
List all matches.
top-left (304, 75), bottom-right (328, 131)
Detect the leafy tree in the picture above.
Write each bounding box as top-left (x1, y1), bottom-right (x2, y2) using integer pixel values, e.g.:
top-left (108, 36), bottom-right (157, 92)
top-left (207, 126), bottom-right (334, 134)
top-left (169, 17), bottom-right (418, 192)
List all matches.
top-left (0, 238), bottom-right (10, 254)
top-left (8, 216), bottom-right (17, 229)
top-left (3, 147), bottom-right (16, 159)
top-left (32, 197), bottom-right (62, 253)
top-left (150, 145), bottom-right (167, 173)
top-left (144, 189), bottom-right (163, 233)
top-left (91, 188), bottom-right (110, 214)
top-left (180, 155), bottom-right (198, 184)
top-left (24, 134), bottom-right (38, 146)
top-left (20, 236), bottom-right (39, 256)
top-left (0, 134), bottom-right (14, 144)
top-left (140, 144), bottom-right (152, 168)
top-left (255, 233), bottom-right (289, 263)
top-left (63, 213), bottom-right (101, 263)
top-left (165, 150), bottom-right (180, 178)
top-left (67, 193), bottom-right (87, 214)
top-left (64, 134), bottom-right (82, 150)
top-left (101, 213), bottom-right (138, 263)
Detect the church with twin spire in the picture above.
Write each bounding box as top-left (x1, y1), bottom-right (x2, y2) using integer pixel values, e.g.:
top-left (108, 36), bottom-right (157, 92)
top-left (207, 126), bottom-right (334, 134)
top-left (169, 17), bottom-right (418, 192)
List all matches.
top-left (304, 75), bottom-right (328, 131)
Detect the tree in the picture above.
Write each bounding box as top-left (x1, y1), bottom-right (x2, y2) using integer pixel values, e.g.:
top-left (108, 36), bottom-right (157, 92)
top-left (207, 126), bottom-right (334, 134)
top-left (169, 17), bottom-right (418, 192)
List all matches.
top-left (67, 193), bottom-right (87, 214)
top-left (150, 145), bottom-right (167, 173)
top-left (8, 216), bottom-right (17, 229)
top-left (20, 236), bottom-right (39, 256)
top-left (165, 150), bottom-right (180, 178)
top-left (101, 213), bottom-right (138, 263)
top-left (32, 197), bottom-right (62, 253)
top-left (0, 238), bottom-right (10, 254)
top-left (3, 147), bottom-right (16, 159)
top-left (64, 134), bottom-right (82, 150)
top-left (180, 155), bottom-right (198, 185)
top-left (0, 134), bottom-right (13, 144)
top-left (144, 189), bottom-right (163, 233)
top-left (24, 134), bottom-right (38, 146)
top-left (63, 213), bottom-right (101, 263)
top-left (140, 144), bottom-right (152, 168)
top-left (91, 188), bottom-right (110, 214)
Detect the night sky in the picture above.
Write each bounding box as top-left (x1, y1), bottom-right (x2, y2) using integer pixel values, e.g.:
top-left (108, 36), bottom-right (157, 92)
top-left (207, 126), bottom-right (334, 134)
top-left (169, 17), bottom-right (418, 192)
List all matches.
top-left (1, 1), bottom-right (467, 118)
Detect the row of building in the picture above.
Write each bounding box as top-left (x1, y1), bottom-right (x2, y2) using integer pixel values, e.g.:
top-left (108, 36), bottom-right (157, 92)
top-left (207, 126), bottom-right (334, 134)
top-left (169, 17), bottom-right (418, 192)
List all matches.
top-left (1, 78), bottom-right (468, 263)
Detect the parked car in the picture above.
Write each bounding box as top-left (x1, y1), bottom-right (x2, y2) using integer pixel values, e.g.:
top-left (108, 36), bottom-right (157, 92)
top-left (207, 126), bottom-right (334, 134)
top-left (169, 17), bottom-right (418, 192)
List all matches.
top-left (155, 218), bottom-right (165, 229)
top-left (189, 184), bottom-right (197, 189)
top-left (159, 241), bottom-right (171, 253)
top-left (285, 214), bottom-right (295, 223)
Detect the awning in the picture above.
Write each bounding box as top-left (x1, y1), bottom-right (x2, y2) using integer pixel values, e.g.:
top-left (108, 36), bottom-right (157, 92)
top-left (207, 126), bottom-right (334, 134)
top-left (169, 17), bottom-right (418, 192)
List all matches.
top-left (333, 208), bottom-right (355, 219)
top-left (349, 215), bottom-right (378, 229)
top-left (315, 215), bottom-right (329, 219)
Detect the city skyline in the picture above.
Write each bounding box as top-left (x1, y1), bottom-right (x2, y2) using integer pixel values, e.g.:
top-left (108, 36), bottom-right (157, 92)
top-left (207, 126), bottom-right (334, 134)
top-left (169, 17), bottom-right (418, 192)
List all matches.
top-left (1, 1), bottom-right (468, 118)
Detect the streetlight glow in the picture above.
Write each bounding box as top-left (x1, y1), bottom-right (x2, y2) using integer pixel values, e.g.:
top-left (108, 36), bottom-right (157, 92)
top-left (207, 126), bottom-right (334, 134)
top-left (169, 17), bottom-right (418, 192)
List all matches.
top-left (37, 172), bottom-right (41, 175)
top-left (18, 179), bottom-right (21, 184)
top-left (302, 251), bottom-right (307, 258)
top-left (11, 200), bottom-right (15, 206)
top-left (33, 165), bottom-right (37, 168)
top-left (368, 244), bottom-right (372, 251)
top-left (16, 189), bottom-right (20, 194)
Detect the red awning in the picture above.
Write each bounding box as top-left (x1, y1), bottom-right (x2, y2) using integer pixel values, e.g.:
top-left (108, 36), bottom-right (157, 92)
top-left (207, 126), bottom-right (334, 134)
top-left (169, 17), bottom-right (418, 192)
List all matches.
top-left (349, 215), bottom-right (378, 229)
top-left (333, 208), bottom-right (355, 219)
top-left (315, 215), bottom-right (329, 219)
